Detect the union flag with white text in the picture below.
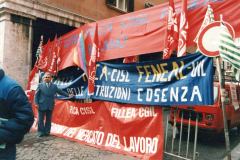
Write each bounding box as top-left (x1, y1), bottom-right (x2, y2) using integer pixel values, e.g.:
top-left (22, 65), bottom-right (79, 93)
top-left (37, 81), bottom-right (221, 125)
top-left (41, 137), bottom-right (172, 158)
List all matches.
top-left (47, 35), bottom-right (58, 75)
top-left (88, 23), bottom-right (99, 95)
top-left (163, 0), bottom-right (178, 59)
top-left (37, 38), bottom-right (51, 72)
top-left (177, 0), bottom-right (188, 57)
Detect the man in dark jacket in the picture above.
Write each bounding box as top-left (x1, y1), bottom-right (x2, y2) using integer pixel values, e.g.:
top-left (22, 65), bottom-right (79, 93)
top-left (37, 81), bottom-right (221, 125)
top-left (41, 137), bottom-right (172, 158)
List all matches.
top-left (34, 72), bottom-right (74, 137)
top-left (0, 69), bottom-right (34, 160)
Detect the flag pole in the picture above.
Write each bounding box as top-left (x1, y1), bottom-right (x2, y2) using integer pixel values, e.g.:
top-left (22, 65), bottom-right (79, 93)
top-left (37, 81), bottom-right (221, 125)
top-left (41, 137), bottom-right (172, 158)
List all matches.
top-left (36, 35), bottom-right (43, 84)
top-left (216, 56), bottom-right (231, 160)
top-left (217, 14), bottom-right (231, 160)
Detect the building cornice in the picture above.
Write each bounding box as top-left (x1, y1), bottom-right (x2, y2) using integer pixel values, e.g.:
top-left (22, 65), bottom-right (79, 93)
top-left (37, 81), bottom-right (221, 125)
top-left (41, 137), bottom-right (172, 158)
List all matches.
top-left (0, 0), bottom-right (96, 27)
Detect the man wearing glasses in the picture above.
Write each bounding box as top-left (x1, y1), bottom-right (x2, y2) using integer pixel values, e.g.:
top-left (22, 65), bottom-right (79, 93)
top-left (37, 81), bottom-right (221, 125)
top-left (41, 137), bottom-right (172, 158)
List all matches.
top-left (34, 72), bottom-right (74, 137)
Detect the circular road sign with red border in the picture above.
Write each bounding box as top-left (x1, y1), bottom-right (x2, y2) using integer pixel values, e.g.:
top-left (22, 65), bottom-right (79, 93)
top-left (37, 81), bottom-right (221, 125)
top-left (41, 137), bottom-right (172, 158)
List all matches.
top-left (197, 21), bottom-right (235, 57)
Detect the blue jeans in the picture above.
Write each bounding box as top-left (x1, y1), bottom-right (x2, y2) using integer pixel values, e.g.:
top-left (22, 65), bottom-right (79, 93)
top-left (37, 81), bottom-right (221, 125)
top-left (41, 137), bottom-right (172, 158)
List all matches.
top-left (37, 109), bottom-right (53, 136)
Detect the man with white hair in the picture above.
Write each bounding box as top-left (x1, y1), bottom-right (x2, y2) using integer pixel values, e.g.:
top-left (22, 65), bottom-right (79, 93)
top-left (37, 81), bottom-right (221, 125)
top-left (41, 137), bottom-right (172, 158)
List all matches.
top-left (34, 72), bottom-right (74, 137)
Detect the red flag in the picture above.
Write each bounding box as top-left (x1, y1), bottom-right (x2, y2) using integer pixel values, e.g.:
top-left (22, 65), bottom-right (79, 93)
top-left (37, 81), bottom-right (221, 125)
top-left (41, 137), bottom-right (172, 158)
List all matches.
top-left (163, 0), bottom-right (178, 59)
top-left (123, 56), bottom-right (138, 63)
top-left (177, 0), bottom-right (188, 57)
top-left (88, 23), bottom-right (99, 95)
top-left (38, 38), bottom-right (51, 71)
top-left (26, 65), bottom-right (39, 91)
top-left (55, 37), bottom-right (62, 74)
top-left (47, 35), bottom-right (58, 75)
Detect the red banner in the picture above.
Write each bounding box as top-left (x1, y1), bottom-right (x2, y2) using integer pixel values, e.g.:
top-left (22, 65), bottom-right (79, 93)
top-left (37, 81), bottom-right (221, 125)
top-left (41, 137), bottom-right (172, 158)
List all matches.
top-left (27, 91), bottom-right (164, 160)
top-left (40, 0), bottom-right (240, 72)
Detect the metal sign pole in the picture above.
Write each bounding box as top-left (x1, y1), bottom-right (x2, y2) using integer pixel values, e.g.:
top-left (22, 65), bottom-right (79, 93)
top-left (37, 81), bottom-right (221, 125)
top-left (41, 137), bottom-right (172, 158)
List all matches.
top-left (216, 56), bottom-right (231, 160)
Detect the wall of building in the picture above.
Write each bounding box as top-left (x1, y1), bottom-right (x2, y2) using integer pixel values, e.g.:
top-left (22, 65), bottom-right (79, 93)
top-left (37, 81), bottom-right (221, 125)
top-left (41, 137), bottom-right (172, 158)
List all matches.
top-left (0, 12), bottom-right (32, 89)
top-left (37, 0), bottom-right (170, 21)
top-left (37, 0), bottom-right (123, 21)
top-left (135, 0), bottom-right (168, 10)
top-left (0, 17), bottom-right (5, 70)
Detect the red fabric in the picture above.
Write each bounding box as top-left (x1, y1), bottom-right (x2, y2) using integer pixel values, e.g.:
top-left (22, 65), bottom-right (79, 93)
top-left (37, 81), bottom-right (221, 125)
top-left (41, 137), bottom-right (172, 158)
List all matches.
top-left (177, 0), bottom-right (188, 57)
top-left (55, 37), bottom-right (62, 74)
top-left (28, 94), bottom-right (163, 160)
top-left (26, 65), bottom-right (39, 91)
top-left (87, 23), bottom-right (99, 95)
top-left (163, 0), bottom-right (178, 59)
top-left (123, 56), bottom-right (138, 63)
top-left (38, 39), bottom-right (51, 72)
top-left (194, 5), bottom-right (214, 43)
top-left (47, 35), bottom-right (58, 75)
top-left (39, 0), bottom-right (240, 71)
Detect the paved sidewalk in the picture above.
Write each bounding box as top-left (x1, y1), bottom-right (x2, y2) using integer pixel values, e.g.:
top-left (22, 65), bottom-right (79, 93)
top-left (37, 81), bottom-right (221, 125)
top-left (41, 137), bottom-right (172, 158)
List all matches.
top-left (223, 143), bottom-right (240, 160)
top-left (16, 130), bottom-right (140, 160)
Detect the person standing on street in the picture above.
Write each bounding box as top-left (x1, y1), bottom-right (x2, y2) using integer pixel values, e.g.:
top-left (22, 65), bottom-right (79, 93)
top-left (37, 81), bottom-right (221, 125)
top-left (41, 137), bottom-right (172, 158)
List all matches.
top-left (0, 69), bottom-right (34, 160)
top-left (34, 72), bottom-right (74, 137)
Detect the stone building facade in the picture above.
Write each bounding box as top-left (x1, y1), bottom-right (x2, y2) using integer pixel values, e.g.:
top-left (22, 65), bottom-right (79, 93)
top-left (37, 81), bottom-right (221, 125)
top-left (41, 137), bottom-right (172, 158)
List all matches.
top-left (0, 0), bottom-right (170, 90)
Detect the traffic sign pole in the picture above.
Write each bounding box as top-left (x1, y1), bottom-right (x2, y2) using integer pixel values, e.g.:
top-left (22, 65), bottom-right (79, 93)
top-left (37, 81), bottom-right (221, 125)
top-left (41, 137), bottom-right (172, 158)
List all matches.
top-left (216, 56), bottom-right (231, 160)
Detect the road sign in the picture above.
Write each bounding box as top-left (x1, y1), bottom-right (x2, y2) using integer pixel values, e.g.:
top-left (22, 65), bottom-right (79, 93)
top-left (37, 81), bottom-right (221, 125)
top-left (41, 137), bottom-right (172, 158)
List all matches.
top-left (197, 21), bottom-right (235, 57)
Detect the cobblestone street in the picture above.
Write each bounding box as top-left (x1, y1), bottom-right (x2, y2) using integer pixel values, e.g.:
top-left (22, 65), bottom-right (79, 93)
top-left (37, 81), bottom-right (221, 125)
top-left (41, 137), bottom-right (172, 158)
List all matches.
top-left (16, 131), bottom-right (140, 160)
